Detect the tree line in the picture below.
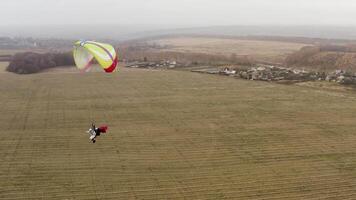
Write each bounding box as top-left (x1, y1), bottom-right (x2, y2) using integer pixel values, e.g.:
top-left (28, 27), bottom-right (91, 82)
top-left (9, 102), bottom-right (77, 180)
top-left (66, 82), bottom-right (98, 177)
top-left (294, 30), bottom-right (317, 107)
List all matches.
top-left (7, 52), bottom-right (74, 74)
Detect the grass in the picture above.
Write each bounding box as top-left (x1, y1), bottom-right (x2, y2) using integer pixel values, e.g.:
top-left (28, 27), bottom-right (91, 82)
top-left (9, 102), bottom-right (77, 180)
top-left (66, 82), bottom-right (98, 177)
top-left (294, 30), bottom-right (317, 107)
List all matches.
top-left (1, 67), bottom-right (356, 199)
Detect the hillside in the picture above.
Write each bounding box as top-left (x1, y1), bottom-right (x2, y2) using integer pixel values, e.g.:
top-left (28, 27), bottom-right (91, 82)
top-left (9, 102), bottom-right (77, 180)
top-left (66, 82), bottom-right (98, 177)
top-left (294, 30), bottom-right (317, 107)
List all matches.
top-left (121, 36), bottom-right (306, 64)
top-left (1, 67), bottom-right (356, 199)
top-left (286, 45), bottom-right (356, 71)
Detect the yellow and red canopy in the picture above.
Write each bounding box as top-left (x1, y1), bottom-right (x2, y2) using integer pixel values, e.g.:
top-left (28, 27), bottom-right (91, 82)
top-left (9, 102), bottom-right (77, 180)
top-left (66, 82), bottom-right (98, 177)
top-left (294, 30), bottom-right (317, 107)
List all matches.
top-left (73, 41), bottom-right (118, 73)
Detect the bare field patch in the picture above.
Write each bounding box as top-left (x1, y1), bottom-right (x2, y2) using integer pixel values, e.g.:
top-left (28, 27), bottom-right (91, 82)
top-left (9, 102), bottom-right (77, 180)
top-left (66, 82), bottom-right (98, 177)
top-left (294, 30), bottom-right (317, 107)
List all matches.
top-left (0, 68), bottom-right (356, 199)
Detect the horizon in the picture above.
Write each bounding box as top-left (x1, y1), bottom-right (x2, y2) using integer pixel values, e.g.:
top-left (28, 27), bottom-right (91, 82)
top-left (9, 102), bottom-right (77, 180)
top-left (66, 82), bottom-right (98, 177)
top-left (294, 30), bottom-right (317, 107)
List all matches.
top-left (2, 24), bottom-right (356, 41)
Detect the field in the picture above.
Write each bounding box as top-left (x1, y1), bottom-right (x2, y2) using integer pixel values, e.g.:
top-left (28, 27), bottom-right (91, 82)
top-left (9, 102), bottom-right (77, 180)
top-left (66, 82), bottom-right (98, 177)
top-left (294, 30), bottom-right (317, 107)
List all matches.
top-left (1, 67), bottom-right (356, 199)
top-left (149, 37), bottom-right (307, 63)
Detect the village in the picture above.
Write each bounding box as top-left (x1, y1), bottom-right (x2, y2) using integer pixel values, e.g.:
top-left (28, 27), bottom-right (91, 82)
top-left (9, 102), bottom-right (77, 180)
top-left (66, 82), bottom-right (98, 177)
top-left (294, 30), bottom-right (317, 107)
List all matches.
top-left (125, 60), bottom-right (356, 85)
top-left (125, 60), bottom-right (181, 69)
top-left (218, 65), bottom-right (356, 85)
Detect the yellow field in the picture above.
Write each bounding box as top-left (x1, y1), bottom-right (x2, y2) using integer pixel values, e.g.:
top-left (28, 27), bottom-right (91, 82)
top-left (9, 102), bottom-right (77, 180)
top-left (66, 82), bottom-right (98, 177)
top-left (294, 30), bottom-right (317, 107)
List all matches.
top-left (1, 67), bottom-right (356, 199)
top-left (0, 49), bottom-right (27, 56)
top-left (0, 49), bottom-right (49, 56)
top-left (150, 37), bottom-right (306, 63)
top-left (0, 62), bottom-right (9, 72)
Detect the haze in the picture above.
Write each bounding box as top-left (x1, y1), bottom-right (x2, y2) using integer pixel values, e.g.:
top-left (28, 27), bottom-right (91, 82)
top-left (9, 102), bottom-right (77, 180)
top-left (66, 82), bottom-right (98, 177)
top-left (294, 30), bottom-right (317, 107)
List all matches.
top-left (1, 0), bottom-right (356, 39)
top-left (2, 0), bottom-right (356, 26)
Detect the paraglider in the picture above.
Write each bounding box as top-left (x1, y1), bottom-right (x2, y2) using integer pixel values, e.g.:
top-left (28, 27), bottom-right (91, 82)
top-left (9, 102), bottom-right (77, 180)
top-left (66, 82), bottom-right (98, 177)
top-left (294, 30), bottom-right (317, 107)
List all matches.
top-left (87, 123), bottom-right (108, 143)
top-left (73, 40), bottom-right (118, 73)
top-left (75, 41), bottom-right (115, 143)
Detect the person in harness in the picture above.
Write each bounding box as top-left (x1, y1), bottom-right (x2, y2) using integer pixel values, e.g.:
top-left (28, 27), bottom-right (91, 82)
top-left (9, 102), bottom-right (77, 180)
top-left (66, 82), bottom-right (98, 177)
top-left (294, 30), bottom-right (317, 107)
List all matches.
top-left (87, 123), bottom-right (108, 143)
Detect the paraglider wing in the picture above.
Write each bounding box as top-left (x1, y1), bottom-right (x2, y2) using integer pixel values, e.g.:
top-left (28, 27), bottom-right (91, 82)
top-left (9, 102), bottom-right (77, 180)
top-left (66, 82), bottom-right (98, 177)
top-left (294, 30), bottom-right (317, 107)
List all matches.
top-left (73, 45), bottom-right (94, 72)
top-left (73, 41), bottom-right (118, 73)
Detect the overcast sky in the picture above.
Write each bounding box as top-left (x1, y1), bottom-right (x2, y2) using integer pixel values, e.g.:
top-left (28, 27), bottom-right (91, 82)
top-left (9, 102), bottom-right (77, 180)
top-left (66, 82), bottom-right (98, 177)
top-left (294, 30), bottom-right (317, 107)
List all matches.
top-left (1, 0), bottom-right (356, 27)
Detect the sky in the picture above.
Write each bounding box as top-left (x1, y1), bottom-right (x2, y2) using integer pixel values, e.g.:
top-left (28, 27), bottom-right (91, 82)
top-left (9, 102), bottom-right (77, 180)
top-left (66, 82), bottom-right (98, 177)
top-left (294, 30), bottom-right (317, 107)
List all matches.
top-left (1, 0), bottom-right (356, 27)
